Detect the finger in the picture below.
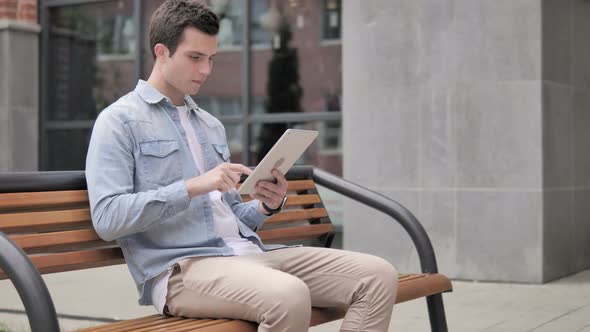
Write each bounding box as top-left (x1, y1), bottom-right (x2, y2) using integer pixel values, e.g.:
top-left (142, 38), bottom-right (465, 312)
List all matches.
top-left (272, 169), bottom-right (288, 186)
top-left (218, 165), bottom-right (241, 186)
top-left (221, 173), bottom-right (235, 192)
top-left (225, 169), bottom-right (240, 185)
top-left (255, 185), bottom-right (281, 201)
top-left (257, 180), bottom-right (281, 194)
top-left (228, 163), bottom-right (253, 176)
top-left (260, 180), bottom-right (287, 197)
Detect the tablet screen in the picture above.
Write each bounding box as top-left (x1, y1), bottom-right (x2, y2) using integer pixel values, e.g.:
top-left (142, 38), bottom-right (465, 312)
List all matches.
top-left (238, 129), bottom-right (318, 195)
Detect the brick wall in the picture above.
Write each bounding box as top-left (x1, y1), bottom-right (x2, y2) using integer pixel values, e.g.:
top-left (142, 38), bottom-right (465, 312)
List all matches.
top-left (0, 0), bottom-right (37, 23)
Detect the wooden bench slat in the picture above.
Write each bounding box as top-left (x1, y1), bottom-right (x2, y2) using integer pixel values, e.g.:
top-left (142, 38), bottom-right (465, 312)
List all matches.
top-left (396, 273), bottom-right (452, 304)
top-left (282, 194), bottom-right (322, 206)
top-left (398, 273), bottom-right (414, 280)
top-left (166, 319), bottom-right (236, 332)
top-left (0, 208), bottom-right (91, 234)
top-left (0, 190), bottom-right (88, 210)
top-left (105, 316), bottom-right (187, 332)
top-left (9, 229), bottom-right (103, 252)
top-left (265, 208), bottom-right (328, 224)
top-left (28, 248), bottom-right (123, 277)
top-left (399, 274), bottom-right (428, 282)
top-left (76, 315), bottom-right (166, 332)
top-left (236, 180), bottom-right (315, 191)
top-left (127, 317), bottom-right (208, 332)
top-left (175, 320), bottom-right (256, 332)
top-left (285, 180), bottom-right (316, 191)
top-left (163, 319), bottom-right (221, 332)
top-left (78, 317), bottom-right (233, 332)
top-left (241, 194), bottom-right (321, 207)
top-left (258, 223), bottom-right (334, 243)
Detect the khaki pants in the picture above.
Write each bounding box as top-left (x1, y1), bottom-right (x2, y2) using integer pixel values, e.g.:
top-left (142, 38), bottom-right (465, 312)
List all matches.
top-left (165, 247), bottom-right (398, 332)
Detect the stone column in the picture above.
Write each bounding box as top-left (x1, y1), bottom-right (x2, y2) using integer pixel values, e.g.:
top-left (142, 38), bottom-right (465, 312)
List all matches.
top-left (0, 0), bottom-right (40, 171)
top-left (542, 0), bottom-right (590, 281)
top-left (342, 0), bottom-right (590, 283)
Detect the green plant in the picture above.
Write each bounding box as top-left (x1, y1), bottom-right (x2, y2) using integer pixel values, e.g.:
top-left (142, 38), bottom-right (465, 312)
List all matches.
top-left (0, 322), bottom-right (12, 332)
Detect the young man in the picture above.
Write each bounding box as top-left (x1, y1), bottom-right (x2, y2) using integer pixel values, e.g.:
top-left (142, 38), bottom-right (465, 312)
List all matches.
top-left (85, 1), bottom-right (398, 331)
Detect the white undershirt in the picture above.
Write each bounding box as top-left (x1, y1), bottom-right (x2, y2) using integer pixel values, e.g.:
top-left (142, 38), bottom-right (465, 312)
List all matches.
top-left (151, 104), bottom-right (262, 314)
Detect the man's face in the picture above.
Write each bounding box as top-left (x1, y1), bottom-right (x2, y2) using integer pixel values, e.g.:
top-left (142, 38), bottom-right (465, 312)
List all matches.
top-left (160, 27), bottom-right (217, 96)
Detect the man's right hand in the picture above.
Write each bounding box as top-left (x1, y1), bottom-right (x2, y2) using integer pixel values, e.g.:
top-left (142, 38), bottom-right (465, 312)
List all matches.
top-left (184, 163), bottom-right (252, 198)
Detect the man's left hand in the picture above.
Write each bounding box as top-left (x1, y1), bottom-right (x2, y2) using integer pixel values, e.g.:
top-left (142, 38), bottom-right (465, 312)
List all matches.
top-left (250, 169), bottom-right (288, 214)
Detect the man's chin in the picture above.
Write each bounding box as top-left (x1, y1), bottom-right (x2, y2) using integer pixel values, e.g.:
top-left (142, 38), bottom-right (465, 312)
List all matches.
top-left (188, 86), bottom-right (201, 96)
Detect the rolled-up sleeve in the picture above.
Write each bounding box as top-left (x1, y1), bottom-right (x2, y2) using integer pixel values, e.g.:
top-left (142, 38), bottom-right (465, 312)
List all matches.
top-left (224, 190), bottom-right (269, 231)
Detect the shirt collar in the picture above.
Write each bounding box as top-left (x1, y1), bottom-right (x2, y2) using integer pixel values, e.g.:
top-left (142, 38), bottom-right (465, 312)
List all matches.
top-left (135, 80), bottom-right (201, 113)
top-left (135, 80), bottom-right (166, 104)
top-left (184, 95), bottom-right (201, 113)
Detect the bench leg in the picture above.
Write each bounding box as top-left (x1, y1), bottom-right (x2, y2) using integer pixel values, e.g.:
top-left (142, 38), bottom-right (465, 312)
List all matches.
top-left (426, 293), bottom-right (448, 332)
top-left (323, 232), bottom-right (335, 248)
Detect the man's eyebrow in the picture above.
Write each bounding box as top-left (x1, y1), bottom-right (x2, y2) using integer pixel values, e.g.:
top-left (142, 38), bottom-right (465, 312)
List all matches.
top-left (186, 51), bottom-right (216, 57)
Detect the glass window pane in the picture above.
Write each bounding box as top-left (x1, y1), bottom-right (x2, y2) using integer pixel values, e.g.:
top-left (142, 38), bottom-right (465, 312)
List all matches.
top-left (204, 0), bottom-right (269, 48)
top-left (223, 123), bottom-right (243, 164)
top-left (322, 0), bottom-right (341, 40)
top-left (249, 122), bottom-right (342, 176)
top-left (48, 0), bottom-right (137, 121)
top-left (217, 0), bottom-right (243, 48)
top-left (251, 1), bottom-right (342, 114)
top-left (197, 1), bottom-right (244, 111)
top-left (45, 0), bottom-right (137, 170)
top-left (46, 129), bottom-right (92, 170)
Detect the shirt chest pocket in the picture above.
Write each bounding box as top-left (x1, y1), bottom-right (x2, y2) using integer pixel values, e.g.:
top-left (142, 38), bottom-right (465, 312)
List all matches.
top-left (212, 143), bottom-right (231, 163)
top-left (139, 140), bottom-right (182, 186)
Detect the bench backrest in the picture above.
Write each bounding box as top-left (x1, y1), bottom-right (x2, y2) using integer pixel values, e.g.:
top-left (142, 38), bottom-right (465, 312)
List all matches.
top-left (0, 170), bottom-right (335, 280)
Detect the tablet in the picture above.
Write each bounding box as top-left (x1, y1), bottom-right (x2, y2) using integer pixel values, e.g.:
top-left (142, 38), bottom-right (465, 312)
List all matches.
top-left (238, 129), bottom-right (318, 195)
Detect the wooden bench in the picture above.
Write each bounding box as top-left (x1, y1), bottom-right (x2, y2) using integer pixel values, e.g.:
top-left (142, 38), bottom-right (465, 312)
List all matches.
top-left (0, 166), bottom-right (452, 332)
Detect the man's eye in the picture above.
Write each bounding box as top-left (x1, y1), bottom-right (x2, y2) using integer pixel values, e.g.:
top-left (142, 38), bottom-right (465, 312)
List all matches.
top-left (191, 56), bottom-right (201, 61)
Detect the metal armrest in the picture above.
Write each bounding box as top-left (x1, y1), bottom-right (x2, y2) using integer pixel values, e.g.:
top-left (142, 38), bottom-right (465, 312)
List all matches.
top-left (311, 167), bottom-right (439, 274)
top-left (0, 232), bottom-right (60, 332)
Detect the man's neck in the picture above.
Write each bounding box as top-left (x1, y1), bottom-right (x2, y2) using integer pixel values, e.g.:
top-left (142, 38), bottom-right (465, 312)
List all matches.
top-left (146, 73), bottom-right (185, 106)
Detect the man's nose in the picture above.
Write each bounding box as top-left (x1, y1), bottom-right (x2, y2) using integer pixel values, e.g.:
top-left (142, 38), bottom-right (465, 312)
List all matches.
top-left (199, 61), bottom-right (212, 76)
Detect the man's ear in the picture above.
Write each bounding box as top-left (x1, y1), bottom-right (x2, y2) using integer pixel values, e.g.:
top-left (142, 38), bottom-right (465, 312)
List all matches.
top-left (154, 43), bottom-right (169, 63)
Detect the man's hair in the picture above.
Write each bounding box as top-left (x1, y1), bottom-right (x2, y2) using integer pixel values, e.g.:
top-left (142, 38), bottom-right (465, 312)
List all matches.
top-left (149, 0), bottom-right (219, 60)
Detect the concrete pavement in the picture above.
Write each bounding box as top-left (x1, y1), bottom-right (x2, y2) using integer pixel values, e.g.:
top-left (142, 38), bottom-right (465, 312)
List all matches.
top-left (0, 266), bottom-right (589, 331)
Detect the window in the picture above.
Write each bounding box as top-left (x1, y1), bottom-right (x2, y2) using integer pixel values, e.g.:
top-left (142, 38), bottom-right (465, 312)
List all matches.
top-left (318, 121), bottom-right (341, 153)
top-left (319, 94), bottom-right (341, 152)
top-left (97, 14), bottom-right (135, 56)
top-left (196, 96), bottom-right (242, 117)
top-left (212, 0), bottom-right (269, 49)
top-left (41, 0), bottom-right (342, 177)
top-left (42, 0), bottom-right (137, 170)
top-left (322, 0), bottom-right (341, 40)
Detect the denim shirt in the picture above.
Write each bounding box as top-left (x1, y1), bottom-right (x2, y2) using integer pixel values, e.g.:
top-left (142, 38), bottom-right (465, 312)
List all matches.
top-left (86, 80), bottom-right (285, 306)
